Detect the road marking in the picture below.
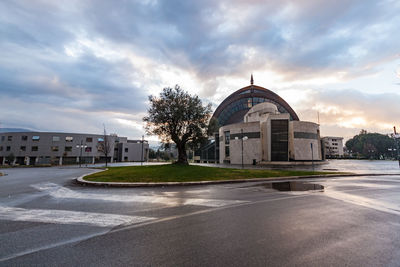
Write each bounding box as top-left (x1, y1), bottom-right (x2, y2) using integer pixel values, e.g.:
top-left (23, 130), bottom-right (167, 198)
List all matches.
top-left (0, 206), bottom-right (156, 227)
top-left (31, 183), bottom-right (247, 207)
top-left (0, 194), bottom-right (308, 263)
top-left (324, 191), bottom-right (400, 216)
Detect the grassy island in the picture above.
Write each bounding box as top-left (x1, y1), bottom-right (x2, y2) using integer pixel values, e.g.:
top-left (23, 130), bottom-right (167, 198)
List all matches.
top-left (84, 164), bottom-right (337, 183)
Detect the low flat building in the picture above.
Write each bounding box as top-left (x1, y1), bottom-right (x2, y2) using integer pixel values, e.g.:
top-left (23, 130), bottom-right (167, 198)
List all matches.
top-left (0, 131), bottom-right (149, 165)
top-left (322, 136), bottom-right (344, 158)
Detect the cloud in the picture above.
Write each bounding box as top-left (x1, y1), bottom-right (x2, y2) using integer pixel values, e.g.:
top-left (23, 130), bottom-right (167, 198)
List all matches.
top-left (0, 0), bottom-right (400, 140)
top-left (296, 89), bottom-right (400, 140)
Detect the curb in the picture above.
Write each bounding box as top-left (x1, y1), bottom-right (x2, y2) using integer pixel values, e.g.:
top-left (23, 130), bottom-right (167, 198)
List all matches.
top-left (76, 170), bottom-right (400, 187)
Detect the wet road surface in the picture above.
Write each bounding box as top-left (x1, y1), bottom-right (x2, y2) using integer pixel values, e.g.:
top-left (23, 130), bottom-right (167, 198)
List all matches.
top-left (1, 161), bottom-right (400, 266)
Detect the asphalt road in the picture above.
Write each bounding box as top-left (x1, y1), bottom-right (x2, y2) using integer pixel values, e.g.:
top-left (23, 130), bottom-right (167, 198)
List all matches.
top-left (1, 164), bottom-right (400, 266)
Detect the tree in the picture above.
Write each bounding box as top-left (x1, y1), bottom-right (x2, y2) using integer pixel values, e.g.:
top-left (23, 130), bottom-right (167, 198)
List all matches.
top-left (345, 130), bottom-right (393, 159)
top-left (143, 85), bottom-right (212, 164)
top-left (97, 125), bottom-right (113, 167)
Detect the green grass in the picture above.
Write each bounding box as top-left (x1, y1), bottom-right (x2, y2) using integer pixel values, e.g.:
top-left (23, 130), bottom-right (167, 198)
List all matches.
top-left (84, 164), bottom-right (339, 183)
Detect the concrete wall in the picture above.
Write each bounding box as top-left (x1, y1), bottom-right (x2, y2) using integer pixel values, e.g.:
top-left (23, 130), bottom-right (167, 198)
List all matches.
top-left (219, 122), bottom-right (261, 164)
top-left (289, 121), bottom-right (322, 160)
top-left (119, 142), bottom-right (149, 161)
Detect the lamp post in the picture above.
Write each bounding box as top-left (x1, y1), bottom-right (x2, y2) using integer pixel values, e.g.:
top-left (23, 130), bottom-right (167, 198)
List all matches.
top-left (241, 129), bottom-right (248, 169)
top-left (394, 126), bottom-right (400, 167)
top-left (141, 135), bottom-right (144, 166)
top-left (311, 143), bottom-right (314, 171)
top-left (76, 140), bottom-right (87, 168)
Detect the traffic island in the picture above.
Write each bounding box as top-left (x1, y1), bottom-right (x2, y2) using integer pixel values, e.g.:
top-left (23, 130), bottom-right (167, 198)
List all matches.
top-left (77, 164), bottom-right (350, 187)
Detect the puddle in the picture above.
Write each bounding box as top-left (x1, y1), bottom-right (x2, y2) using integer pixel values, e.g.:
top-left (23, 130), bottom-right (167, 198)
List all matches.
top-left (263, 181), bottom-right (324, 192)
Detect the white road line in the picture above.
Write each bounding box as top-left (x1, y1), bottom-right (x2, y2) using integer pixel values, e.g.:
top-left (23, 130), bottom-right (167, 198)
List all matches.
top-left (31, 183), bottom-right (247, 207)
top-left (324, 191), bottom-right (400, 216)
top-left (0, 206), bottom-right (156, 227)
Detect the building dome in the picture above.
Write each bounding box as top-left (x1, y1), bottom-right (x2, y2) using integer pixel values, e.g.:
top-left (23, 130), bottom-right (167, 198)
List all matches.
top-left (212, 83), bottom-right (299, 126)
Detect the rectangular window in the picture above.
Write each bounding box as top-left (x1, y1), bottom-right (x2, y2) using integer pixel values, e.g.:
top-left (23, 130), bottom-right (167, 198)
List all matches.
top-left (224, 131), bottom-right (230, 145)
top-left (65, 146), bottom-right (72, 152)
top-left (52, 136), bottom-right (60, 142)
top-left (125, 148), bottom-right (128, 153)
top-left (21, 136), bottom-right (28, 141)
top-left (225, 145), bottom-right (230, 157)
top-left (124, 156), bottom-right (128, 161)
top-left (8, 136), bottom-right (12, 141)
top-left (86, 137), bottom-right (93, 143)
top-left (65, 136), bottom-right (73, 142)
top-left (1, 136), bottom-right (4, 141)
top-left (32, 136), bottom-right (40, 141)
top-left (0, 146), bottom-right (2, 151)
top-left (85, 147), bottom-right (92, 152)
top-left (32, 146), bottom-right (38, 151)
top-left (6, 146), bottom-right (10, 151)
top-left (51, 146), bottom-right (59, 152)
top-left (20, 146), bottom-right (26, 151)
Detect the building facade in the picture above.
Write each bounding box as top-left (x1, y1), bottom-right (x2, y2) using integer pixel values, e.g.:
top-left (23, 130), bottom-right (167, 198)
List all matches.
top-left (219, 102), bottom-right (322, 164)
top-left (322, 136), bottom-right (344, 158)
top-left (0, 132), bottom-right (149, 165)
top-left (196, 77), bottom-right (324, 164)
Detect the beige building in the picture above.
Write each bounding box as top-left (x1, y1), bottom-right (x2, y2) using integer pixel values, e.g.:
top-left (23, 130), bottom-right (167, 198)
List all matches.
top-left (219, 102), bottom-right (322, 164)
top-left (322, 136), bottom-right (344, 158)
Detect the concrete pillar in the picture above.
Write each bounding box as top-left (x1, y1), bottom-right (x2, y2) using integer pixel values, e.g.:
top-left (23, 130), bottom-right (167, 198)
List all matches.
top-left (92, 157), bottom-right (95, 164)
top-left (59, 157), bottom-right (63, 166)
top-left (25, 156), bottom-right (30, 166)
top-left (76, 156), bottom-right (79, 163)
top-left (2, 157), bottom-right (5, 165)
top-left (35, 157), bottom-right (39, 164)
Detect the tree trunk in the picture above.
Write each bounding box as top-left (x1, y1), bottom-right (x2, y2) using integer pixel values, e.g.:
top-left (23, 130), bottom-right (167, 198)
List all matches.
top-left (176, 142), bottom-right (188, 164)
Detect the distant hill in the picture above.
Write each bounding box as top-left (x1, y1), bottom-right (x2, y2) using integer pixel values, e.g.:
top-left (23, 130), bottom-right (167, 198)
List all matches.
top-left (0, 128), bottom-right (32, 133)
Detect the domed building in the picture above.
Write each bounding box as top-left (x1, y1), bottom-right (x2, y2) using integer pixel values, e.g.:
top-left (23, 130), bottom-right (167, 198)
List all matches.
top-left (196, 75), bottom-right (322, 165)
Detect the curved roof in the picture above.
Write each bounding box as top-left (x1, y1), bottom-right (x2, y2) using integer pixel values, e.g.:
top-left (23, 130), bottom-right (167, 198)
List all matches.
top-left (212, 85), bottom-right (299, 126)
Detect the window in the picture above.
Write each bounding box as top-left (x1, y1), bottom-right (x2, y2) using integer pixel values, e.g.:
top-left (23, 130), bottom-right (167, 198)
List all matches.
top-left (52, 136), bottom-right (60, 142)
top-left (86, 137), bottom-right (93, 143)
top-left (8, 136), bottom-right (12, 141)
top-left (224, 131), bottom-right (230, 145)
top-left (85, 147), bottom-right (92, 152)
top-left (225, 146), bottom-right (230, 157)
top-left (124, 156), bottom-right (128, 161)
top-left (125, 148), bottom-right (128, 153)
top-left (0, 146), bottom-right (3, 151)
top-left (1, 136), bottom-right (4, 141)
top-left (20, 146), bottom-right (26, 151)
top-left (51, 146), bottom-right (59, 152)
top-left (65, 146), bottom-right (72, 152)
top-left (32, 136), bottom-right (40, 141)
top-left (6, 146), bottom-right (10, 151)
top-left (31, 146), bottom-right (38, 151)
top-left (65, 136), bottom-right (73, 142)
top-left (21, 136), bottom-right (28, 141)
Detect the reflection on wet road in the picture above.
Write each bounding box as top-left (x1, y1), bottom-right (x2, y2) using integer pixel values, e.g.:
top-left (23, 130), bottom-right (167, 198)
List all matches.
top-left (2, 161), bottom-right (400, 266)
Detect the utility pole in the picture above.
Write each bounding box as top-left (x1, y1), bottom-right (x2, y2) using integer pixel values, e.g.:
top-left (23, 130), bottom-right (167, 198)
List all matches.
top-left (394, 126), bottom-right (400, 167)
top-left (311, 143), bottom-right (314, 171)
top-left (141, 135), bottom-right (144, 166)
top-left (241, 129), bottom-right (244, 169)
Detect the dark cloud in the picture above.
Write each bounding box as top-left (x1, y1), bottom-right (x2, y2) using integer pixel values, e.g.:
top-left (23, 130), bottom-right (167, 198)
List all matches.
top-left (0, 0), bottom-right (399, 136)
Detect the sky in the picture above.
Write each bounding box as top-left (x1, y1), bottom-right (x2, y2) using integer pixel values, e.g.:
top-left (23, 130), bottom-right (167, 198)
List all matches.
top-left (1, 0), bottom-right (400, 144)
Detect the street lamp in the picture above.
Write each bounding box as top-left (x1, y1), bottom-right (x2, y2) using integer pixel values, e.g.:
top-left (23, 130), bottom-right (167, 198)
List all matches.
top-left (241, 129), bottom-right (248, 169)
top-left (76, 140), bottom-right (87, 168)
top-left (311, 143), bottom-right (314, 171)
